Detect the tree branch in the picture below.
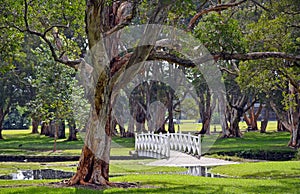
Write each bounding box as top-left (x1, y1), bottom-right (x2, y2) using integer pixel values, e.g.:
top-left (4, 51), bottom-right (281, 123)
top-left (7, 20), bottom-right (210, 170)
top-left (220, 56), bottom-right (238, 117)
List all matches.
top-left (148, 50), bottom-right (300, 67)
top-left (188, 0), bottom-right (246, 29)
top-left (213, 52), bottom-right (300, 63)
top-left (250, 0), bottom-right (270, 12)
top-left (18, 0), bottom-right (81, 69)
top-left (43, 23), bottom-right (69, 37)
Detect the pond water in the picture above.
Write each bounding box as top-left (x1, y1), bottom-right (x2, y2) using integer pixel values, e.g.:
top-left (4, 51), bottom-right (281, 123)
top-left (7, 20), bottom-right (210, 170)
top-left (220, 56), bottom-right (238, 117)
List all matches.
top-left (0, 169), bottom-right (74, 180)
top-left (0, 167), bottom-right (223, 180)
top-left (181, 166), bottom-right (224, 178)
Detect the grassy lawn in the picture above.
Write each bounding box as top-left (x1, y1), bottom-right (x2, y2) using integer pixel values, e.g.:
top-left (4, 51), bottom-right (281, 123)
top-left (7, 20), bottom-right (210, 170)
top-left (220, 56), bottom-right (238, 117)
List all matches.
top-left (0, 174), bottom-right (299, 193)
top-left (209, 131), bottom-right (293, 153)
top-left (0, 124), bottom-right (295, 158)
top-left (211, 161), bottom-right (300, 178)
top-left (0, 124), bottom-right (298, 193)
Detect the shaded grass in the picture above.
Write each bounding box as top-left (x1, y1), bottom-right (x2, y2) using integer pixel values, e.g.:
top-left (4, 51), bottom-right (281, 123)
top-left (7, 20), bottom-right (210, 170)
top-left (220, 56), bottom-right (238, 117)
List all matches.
top-left (208, 131), bottom-right (293, 153)
top-left (0, 129), bottom-right (135, 157)
top-left (211, 161), bottom-right (300, 178)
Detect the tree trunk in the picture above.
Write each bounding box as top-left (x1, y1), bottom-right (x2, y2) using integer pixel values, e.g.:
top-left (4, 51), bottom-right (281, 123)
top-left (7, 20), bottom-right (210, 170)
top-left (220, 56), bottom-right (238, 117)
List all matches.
top-left (167, 91), bottom-right (175, 133)
top-left (243, 103), bottom-right (262, 131)
top-left (69, 1), bottom-right (170, 186)
top-left (218, 92), bottom-right (230, 137)
top-left (270, 82), bottom-right (300, 148)
top-left (31, 117), bottom-right (39, 134)
top-left (67, 118), bottom-right (78, 141)
top-left (229, 108), bottom-right (243, 137)
top-left (287, 83), bottom-right (300, 147)
top-left (0, 111), bottom-right (4, 140)
top-left (260, 105), bottom-right (269, 133)
top-left (127, 115), bottom-right (135, 137)
top-left (49, 120), bottom-right (65, 139)
top-left (0, 102), bottom-right (11, 140)
top-left (277, 120), bottom-right (288, 132)
top-left (53, 121), bottom-right (59, 152)
top-left (42, 121), bottom-right (50, 136)
top-left (227, 95), bottom-right (248, 137)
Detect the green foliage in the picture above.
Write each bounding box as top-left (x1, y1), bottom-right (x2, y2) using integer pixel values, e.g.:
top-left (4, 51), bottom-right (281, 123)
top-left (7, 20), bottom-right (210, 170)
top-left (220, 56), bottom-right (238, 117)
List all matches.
top-left (27, 45), bottom-right (77, 122)
top-left (194, 12), bottom-right (246, 53)
top-left (181, 98), bottom-right (199, 119)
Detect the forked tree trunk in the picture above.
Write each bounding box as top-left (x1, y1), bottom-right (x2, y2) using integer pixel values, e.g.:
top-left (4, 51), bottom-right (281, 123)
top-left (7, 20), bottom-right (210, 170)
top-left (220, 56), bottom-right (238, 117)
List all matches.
top-left (277, 120), bottom-right (288, 132)
top-left (228, 95), bottom-right (248, 137)
top-left (69, 0), bottom-right (169, 185)
top-left (229, 108), bottom-right (243, 137)
top-left (243, 103), bottom-right (262, 131)
top-left (270, 82), bottom-right (300, 148)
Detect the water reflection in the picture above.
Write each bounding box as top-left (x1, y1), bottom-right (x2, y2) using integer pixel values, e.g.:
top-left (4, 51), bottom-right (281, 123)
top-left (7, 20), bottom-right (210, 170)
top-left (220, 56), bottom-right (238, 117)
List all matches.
top-left (182, 166), bottom-right (223, 178)
top-left (0, 169), bottom-right (74, 180)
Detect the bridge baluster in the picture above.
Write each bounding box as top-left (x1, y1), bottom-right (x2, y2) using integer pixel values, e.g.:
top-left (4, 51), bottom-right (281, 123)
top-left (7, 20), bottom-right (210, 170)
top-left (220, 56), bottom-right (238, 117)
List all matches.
top-left (135, 130), bottom-right (201, 158)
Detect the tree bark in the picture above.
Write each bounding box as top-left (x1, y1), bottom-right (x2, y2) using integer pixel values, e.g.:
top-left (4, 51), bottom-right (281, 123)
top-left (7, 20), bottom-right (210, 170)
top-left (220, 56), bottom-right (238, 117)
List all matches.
top-left (243, 103), bottom-right (262, 131)
top-left (270, 82), bottom-right (300, 148)
top-left (0, 101), bottom-right (11, 140)
top-left (31, 116), bottom-right (39, 134)
top-left (260, 104), bottom-right (270, 133)
top-left (69, 0), bottom-right (170, 185)
top-left (167, 91), bottom-right (175, 133)
top-left (0, 111), bottom-right (4, 140)
top-left (228, 95), bottom-right (248, 137)
top-left (127, 114), bottom-right (135, 137)
top-left (67, 118), bottom-right (78, 141)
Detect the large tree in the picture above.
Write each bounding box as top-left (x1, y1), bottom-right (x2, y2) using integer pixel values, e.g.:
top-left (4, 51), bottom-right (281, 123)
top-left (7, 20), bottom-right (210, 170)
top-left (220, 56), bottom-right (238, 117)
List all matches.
top-left (1, 0), bottom-right (300, 186)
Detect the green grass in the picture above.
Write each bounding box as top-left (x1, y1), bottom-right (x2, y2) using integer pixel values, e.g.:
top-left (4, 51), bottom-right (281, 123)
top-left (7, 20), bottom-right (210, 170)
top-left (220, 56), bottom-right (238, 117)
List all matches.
top-left (0, 127), bottom-right (294, 158)
top-left (209, 131), bottom-right (293, 153)
top-left (211, 161), bottom-right (300, 178)
top-left (0, 187), bottom-right (98, 194)
top-left (0, 127), bottom-right (298, 194)
top-left (107, 174), bottom-right (300, 194)
top-left (0, 174), bottom-right (299, 194)
top-left (116, 120), bottom-right (278, 133)
top-left (0, 129), bottom-right (135, 156)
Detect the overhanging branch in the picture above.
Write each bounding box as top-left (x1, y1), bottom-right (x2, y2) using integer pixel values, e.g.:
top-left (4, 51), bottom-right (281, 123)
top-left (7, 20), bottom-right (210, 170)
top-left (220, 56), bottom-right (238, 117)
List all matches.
top-left (188, 0), bottom-right (246, 29)
top-left (16, 0), bottom-right (81, 69)
top-left (213, 52), bottom-right (300, 62)
top-left (148, 50), bottom-right (300, 67)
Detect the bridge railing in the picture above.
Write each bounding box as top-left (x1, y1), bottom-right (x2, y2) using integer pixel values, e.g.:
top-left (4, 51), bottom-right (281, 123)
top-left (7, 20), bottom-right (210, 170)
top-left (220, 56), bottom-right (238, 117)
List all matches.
top-left (168, 132), bottom-right (201, 156)
top-left (135, 131), bottom-right (201, 158)
top-left (135, 132), bottom-right (170, 158)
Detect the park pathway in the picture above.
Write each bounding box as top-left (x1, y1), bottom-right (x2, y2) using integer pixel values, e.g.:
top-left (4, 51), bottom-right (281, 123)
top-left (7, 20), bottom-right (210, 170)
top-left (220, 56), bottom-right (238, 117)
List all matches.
top-left (147, 150), bottom-right (238, 167)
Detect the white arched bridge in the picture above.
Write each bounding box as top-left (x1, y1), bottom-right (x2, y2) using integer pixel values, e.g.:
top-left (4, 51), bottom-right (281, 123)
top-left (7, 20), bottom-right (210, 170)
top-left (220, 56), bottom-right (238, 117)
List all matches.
top-left (135, 131), bottom-right (201, 159)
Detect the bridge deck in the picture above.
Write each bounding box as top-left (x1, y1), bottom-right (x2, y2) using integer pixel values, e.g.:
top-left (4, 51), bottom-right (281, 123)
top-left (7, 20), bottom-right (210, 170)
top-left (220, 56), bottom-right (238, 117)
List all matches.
top-left (147, 150), bottom-right (238, 167)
